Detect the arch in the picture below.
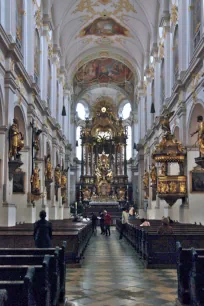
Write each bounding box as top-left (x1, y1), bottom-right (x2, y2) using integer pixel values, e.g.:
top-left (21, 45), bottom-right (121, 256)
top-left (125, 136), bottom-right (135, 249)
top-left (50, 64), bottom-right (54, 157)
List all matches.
top-left (14, 105), bottom-right (27, 145)
top-left (76, 102), bottom-right (86, 120)
top-left (188, 102), bottom-right (204, 145)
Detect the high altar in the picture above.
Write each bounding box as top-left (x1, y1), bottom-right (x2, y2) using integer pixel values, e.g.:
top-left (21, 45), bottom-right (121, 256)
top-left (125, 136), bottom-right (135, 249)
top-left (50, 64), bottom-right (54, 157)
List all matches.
top-left (77, 100), bottom-right (131, 204)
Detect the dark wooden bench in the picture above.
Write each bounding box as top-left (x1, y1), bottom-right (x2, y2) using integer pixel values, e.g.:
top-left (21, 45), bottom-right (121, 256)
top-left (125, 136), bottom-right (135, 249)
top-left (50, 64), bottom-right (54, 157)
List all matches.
top-left (116, 220), bottom-right (204, 268)
top-left (189, 251), bottom-right (204, 306)
top-left (0, 256), bottom-right (51, 306)
top-left (176, 242), bottom-right (204, 305)
top-left (0, 289), bottom-right (7, 306)
top-left (0, 243), bottom-right (66, 303)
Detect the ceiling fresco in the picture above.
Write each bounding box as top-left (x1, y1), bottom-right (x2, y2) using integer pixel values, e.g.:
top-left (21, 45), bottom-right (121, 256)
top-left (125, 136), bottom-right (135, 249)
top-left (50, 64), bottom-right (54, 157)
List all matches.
top-left (79, 17), bottom-right (129, 37)
top-left (73, 58), bottom-right (134, 98)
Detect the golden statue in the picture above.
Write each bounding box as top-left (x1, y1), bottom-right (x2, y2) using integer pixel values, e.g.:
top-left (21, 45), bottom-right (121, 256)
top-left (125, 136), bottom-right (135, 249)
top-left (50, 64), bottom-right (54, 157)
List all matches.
top-left (159, 111), bottom-right (174, 134)
top-left (143, 170), bottom-right (149, 189)
top-left (55, 164), bottom-right (61, 186)
top-left (61, 172), bottom-right (67, 188)
top-left (9, 119), bottom-right (24, 159)
top-left (169, 182), bottom-right (177, 193)
top-left (45, 155), bottom-right (53, 181)
top-left (31, 164), bottom-right (41, 194)
top-left (118, 187), bottom-right (125, 201)
top-left (159, 182), bottom-right (169, 193)
top-left (180, 182), bottom-right (186, 193)
top-left (161, 163), bottom-right (167, 176)
top-left (150, 163), bottom-right (157, 185)
top-left (83, 187), bottom-right (91, 201)
top-left (191, 116), bottom-right (204, 157)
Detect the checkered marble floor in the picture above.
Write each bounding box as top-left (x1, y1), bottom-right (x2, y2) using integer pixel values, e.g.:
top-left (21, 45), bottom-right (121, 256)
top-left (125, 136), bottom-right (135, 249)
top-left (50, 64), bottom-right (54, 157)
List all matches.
top-left (65, 228), bottom-right (177, 306)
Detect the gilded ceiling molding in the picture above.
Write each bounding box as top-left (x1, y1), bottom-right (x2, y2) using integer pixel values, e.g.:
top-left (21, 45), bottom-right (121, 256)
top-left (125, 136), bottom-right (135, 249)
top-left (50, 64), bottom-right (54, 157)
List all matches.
top-left (170, 4), bottom-right (178, 25)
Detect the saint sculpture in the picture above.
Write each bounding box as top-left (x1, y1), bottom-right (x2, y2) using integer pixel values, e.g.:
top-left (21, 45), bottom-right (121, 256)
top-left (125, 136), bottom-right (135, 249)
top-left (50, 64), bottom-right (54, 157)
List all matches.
top-left (191, 115), bottom-right (204, 157)
top-left (9, 119), bottom-right (24, 160)
top-left (55, 164), bottom-right (61, 187)
top-left (31, 164), bottom-right (41, 194)
top-left (45, 154), bottom-right (53, 182)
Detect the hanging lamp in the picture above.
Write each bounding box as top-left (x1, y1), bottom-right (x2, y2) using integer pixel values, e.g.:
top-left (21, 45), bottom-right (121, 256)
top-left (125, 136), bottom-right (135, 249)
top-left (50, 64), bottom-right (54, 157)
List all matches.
top-left (62, 97), bottom-right (66, 116)
top-left (150, 101), bottom-right (155, 114)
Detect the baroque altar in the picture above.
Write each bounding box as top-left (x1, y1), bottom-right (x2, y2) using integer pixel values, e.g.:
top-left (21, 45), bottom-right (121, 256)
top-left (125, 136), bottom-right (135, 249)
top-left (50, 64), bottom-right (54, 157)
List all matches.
top-left (77, 99), bottom-right (131, 203)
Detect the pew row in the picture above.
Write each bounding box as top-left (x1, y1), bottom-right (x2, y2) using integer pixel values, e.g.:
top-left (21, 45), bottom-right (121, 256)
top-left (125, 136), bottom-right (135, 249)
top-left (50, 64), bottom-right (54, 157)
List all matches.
top-left (0, 244), bottom-right (66, 304)
top-left (116, 220), bottom-right (204, 268)
top-left (0, 220), bottom-right (92, 264)
top-left (0, 290), bottom-right (7, 306)
top-left (176, 243), bottom-right (204, 306)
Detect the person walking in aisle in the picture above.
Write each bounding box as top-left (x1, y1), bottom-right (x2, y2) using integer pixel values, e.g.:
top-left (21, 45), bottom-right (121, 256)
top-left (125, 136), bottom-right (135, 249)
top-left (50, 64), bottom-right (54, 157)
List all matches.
top-left (34, 210), bottom-right (52, 248)
top-left (99, 211), bottom-right (105, 234)
top-left (91, 213), bottom-right (98, 234)
top-left (119, 207), bottom-right (129, 240)
top-left (104, 210), bottom-right (112, 236)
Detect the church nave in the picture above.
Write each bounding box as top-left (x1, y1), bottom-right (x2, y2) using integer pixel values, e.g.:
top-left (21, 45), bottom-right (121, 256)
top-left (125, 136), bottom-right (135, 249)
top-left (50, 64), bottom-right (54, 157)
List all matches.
top-left (66, 229), bottom-right (177, 306)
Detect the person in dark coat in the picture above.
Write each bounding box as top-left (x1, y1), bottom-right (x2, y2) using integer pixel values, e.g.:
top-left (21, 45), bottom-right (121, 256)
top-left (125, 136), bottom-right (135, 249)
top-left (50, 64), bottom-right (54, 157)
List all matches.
top-left (99, 211), bottom-right (105, 235)
top-left (91, 213), bottom-right (98, 233)
top-left (34, 210), bottom-right (52, 248)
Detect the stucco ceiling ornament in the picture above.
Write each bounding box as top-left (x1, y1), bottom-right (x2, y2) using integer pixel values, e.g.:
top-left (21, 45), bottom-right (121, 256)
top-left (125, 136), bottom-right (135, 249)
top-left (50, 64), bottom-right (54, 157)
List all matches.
top-left (98, 0), bottom-right (112, 4)
top-left (188, 73), bottom-right (201, 104)
top-left (35, 8), bottom-right (42, 29)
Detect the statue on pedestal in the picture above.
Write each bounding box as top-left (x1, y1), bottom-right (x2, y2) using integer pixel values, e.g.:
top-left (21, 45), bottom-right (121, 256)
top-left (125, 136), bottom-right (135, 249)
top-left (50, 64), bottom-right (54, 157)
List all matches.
top-left (143, 170), bottom-right (149, 189)
top-left (55, 164), bottom-right (61, 187)
top-left (31, 164), bottom-right (41, 194)
top-left (150, 163), bottom-right (157, 185)
top-left (45, 154), bottom-right (53, 183)
top-left (9, 119), bottom-right (24, 160)
top-left (191, 116), bottom-right (204, 157)
top-left (33, 129), bottom-right (42, 159)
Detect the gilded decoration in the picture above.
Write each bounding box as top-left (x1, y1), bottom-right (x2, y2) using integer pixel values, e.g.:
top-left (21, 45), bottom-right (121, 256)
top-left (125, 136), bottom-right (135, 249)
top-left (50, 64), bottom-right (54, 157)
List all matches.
top-left (152, 111), bottom-right (187, 205)
top-left (150, 163), bottom-right (157, 186)
top-left (31, 164), bottom-right (41, 195)
top-left (79, 17), bottom-right (129, 37)
top-left (191, 116), bottom-right (204, 168)
top-left (9, 119), bottom-right (24, 160)
top-left (35, 8), bottom-right (42, 29)
top-left (171, 4), bottom-right (178, 24)
top-left (98, 0), bottom-right (111, 4)
top-left (188, 73), bottom-right (201, 104)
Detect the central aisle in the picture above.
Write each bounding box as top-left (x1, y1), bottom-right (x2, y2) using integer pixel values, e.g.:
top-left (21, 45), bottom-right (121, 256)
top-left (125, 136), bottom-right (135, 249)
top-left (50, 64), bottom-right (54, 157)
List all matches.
top-left (66, 228), bottom-right (177, 306)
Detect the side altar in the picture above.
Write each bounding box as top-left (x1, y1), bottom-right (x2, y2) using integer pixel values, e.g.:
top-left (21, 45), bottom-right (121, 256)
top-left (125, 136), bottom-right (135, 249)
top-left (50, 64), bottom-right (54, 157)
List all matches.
top-left (76, 99), bottom-right (132, 205)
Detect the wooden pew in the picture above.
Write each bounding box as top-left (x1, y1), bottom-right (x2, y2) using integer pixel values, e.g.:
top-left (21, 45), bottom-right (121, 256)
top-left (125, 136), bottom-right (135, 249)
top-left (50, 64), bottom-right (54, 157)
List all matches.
top-left (0, 260), bottom-right (50, 306)
top-left (0, 253), bottom-right (61, 306)
top-left (189, 250), bottom-right (204, 306)
top-left (116, 220), bottom-right (204, 268)
top-left (0, 243), bottom-right (66, 303)
top-left (0, 221), bottom-right (92, 265)
top-left (176, 242), bottom-right (204, 305)
top-left (0, 289), bottom-right (7, 306)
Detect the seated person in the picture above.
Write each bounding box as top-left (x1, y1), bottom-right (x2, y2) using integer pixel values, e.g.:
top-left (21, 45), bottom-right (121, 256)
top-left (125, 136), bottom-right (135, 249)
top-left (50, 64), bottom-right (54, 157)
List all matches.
top-left (129, 207), bottom-right (136, 220)
top-left (157, 217), bottom-right (173, 234)
top-left (140, 218), bottom-right (150, 227)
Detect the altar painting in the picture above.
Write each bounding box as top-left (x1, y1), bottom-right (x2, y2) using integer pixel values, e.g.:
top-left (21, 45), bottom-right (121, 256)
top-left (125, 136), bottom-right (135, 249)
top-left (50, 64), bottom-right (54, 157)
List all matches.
top-left (80, 17), bottom-right (129, 37)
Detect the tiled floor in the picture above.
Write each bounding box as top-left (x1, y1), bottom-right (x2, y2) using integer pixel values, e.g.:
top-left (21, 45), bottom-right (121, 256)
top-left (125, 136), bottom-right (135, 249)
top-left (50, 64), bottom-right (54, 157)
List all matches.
top-left (65, 228), bottom-right (177, 306)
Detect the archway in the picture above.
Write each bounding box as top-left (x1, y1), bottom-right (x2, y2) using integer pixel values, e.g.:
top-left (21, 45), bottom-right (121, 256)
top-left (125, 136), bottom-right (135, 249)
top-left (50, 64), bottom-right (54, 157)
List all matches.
top-left (188, 103), bottom-right (204, 146)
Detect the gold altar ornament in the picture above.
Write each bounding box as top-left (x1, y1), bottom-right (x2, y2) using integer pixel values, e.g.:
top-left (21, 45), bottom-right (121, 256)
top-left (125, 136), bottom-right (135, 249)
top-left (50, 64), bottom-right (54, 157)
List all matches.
top-left (61, 172), bottom-right (67, 188)
top-left (152, 111), bottom-right (187, 206)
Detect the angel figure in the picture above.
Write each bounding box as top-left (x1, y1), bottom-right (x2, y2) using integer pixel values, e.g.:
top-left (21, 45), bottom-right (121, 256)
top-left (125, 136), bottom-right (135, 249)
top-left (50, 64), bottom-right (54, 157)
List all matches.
top-left (159, 111), bottom-right (175, 134)
top-left (150, 163), bottom-right (157, 185)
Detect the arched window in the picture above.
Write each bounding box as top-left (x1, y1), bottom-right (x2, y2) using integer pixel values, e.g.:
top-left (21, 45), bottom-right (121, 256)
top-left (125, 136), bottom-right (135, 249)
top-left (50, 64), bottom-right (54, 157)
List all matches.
top-left (122, 103), bottom-right (131, 120)
top-left (192, 0), bottom-right (202, 49)
top-left (34, 30), bottom-right (40, 84)
top-left (76, 103), bottom-right (86, 120)
top-left (16, 0), bottom-right (24, 51)
top-left (76, 126), bottom-right (82, 160)
top-left (160, 59), bottom-right (165, 104)
top-left (173, 26), bottom-right (179, 81)
top-left (47, 61), bottom-right (51, 107)
top-left (126, 126), bottom-right (132, 160)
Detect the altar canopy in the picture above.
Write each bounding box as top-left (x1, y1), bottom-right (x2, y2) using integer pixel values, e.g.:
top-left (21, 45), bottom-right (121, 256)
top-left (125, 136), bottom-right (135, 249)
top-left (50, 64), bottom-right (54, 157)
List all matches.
top-left (78, 99), bottom-right (130, 203)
